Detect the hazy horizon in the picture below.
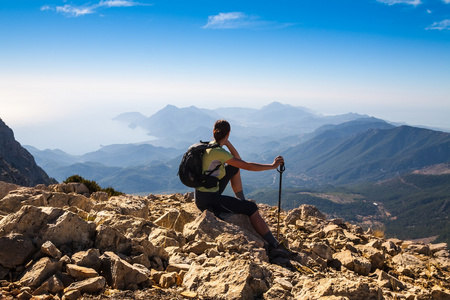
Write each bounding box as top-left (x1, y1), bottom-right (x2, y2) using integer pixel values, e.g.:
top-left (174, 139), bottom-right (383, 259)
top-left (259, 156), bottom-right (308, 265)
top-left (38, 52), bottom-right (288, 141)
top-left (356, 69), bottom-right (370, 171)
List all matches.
top-left (1, 0), bottom-right (449, 154)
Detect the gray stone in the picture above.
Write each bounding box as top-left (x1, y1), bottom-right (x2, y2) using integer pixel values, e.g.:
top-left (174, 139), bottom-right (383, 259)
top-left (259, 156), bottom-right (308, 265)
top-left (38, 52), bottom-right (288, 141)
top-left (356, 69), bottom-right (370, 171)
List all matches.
top-left (64, 276), bottom-right (106, 294)
top-left (41, 241), bottom-right (62, 259)
top-left (66, 264), bottom-right (99, 281)
top-left (71, 248), bottom-right (102, 271)
top-left (100, 251), bottom-right (149, 290)
top-left (19, 257), bottom-right (63, 288)
top-left (0, 233), bottom-right (35, 268)
top-left (333, 250), bottom-right (372, 276)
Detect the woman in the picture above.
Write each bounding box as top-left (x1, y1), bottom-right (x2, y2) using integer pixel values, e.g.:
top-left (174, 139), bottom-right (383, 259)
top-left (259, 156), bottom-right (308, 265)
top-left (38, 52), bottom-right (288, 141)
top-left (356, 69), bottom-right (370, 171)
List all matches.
top-left (194, 119), bottom-right (284, 250)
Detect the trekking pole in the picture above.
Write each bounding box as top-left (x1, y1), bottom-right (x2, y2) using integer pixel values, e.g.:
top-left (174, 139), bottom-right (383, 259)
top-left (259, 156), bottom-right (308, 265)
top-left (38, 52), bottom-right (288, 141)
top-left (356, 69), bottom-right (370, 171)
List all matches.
top-left (276, 163), bottom-right (285, 241)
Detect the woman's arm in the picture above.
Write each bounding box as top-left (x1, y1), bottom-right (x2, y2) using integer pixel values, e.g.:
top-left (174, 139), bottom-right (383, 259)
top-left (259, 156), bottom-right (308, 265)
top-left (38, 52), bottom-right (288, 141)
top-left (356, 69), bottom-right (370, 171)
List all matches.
top-left (224, 140), bottom-right (241, 159)
top-left (226, 156), bottom-right (284, 172)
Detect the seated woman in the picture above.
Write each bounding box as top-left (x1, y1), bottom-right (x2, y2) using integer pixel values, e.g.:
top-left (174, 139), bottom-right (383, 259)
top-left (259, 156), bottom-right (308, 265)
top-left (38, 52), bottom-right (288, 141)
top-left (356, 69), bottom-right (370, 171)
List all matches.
top-left (194, 119), bottom-right (284, 250)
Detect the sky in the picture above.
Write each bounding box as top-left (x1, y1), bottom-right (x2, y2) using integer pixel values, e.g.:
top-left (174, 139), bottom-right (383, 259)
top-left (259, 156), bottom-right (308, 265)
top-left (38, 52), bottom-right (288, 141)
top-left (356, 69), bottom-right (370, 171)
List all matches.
top-left (1, 0), bottom-right (449, 154)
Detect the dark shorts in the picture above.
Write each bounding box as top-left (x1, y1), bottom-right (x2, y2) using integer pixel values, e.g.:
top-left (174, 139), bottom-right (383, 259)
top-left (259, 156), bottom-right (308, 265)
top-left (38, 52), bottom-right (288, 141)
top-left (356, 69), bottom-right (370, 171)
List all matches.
top-left (194, 165), bottom-right (258, 217)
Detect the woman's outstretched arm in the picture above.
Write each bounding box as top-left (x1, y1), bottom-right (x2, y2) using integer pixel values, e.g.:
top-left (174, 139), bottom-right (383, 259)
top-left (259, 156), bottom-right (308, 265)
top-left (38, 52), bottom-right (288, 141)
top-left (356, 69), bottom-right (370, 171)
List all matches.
top-left (226, 156), bottom-right (284, 172)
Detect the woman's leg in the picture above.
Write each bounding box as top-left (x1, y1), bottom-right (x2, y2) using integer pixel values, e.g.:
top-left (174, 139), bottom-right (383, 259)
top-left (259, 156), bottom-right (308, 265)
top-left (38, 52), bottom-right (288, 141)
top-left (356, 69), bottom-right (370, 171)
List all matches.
top-left (230, 169), bottom-right (245, 199)
top-left (249, 210), bottom-right (270, 235)
top-left (249, 211), bottom-right (279, 248)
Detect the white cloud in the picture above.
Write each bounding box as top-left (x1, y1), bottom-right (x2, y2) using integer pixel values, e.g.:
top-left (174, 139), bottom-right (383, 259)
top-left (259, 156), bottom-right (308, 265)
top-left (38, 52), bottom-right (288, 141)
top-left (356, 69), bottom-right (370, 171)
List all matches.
top-left (98, 0), bottom-right (142, 8)
top-left (426, 19), bottom-right (450, 30)
top-left (56, 4), bottom-right (96, 17)
top-left (427, 9), bottom-right (432, 13)
top-left (43, 0), bottom-right (148, 17)
top-left (443, 0), bottom-right (450, 4)
top-left (40, 5), bottom-right (52, 11)
top-left (377, 0), bottom-right (422, 5)
top-left (203, 12), bottom-right (250, 29)
top-left (203, 12), bottom-right (294, 30)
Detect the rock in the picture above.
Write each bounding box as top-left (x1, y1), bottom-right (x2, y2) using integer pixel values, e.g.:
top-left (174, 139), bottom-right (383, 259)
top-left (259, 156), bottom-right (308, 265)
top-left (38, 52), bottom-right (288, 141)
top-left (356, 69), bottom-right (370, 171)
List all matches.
top-left (431, 289), bottom-right (450, 300)
top-left (64, 276), bottom-right (106, 294)
top-left (71, 249), bottom-right (102, 271)
top-left (159, 271), bottom-right (178, 288)
top-left (100, 251), bottom-right (150, 290)
top-left (166, 263), bottom-right (191, 273)
top-left (311, 242), bottom-right (333, 261)
top-left (183, 210), bottom-right (265, 254)
top-left (285, 204), bottom-right (326, 225)
top-left (0, 205), bottom-right (95, 250)
top-left (0, 190), bottom-right (49, 213)
top-left (0, 233), bottom-right (35, 268)
top-left (429, 243), bottom-right (447, 254)
top-left (356, 244), bottom-right (385, 271)
top-left (41, 241), bottom-right (62, 259)
top-left (408, 243), bottom-right (432, 256)
top-left (91, 191), bottom-right (109, 202)
top-left (100, 195), bottom-right (149, 219)
top-left (382, 240), bottom-right (402, 256)
top-left (293, 277), bottom-right (381, 300)
top-left (62, 289), bottom-right (81, 300)
top-left (183, 256), bottom-right (270, 299)
top-left (376, 269), bottom-right (405, 291)
top-left (19, 257), bottom-right (63, 288)
top-left (263, 284), bottom-right (293, 300)
top-left (0, 181), bottom-right (19, 200)
top-left (274, 277), bottom-right (293, 291)
top-left (66, 264), bottom-right (99, 280)
top-left (93, 211), bottom-right (153, 239)
top-left (333, 250), bottom-right (372, 276)
top-left (154, 208), bottom-right (197, 232)
top-left (94, 224), bottom-right (131, 254)
top-left (33, 274), bottom-right (64, 295)
top-left (182, 240), bottom-right (217, 255)
top-left (392, 253), bottom-right (426, 274)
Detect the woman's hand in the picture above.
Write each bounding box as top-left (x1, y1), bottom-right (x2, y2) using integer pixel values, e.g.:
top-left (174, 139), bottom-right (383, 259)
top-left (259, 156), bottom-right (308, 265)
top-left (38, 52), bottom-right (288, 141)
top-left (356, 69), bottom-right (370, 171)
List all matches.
top-left (272, 156), bottom-right (284, 168)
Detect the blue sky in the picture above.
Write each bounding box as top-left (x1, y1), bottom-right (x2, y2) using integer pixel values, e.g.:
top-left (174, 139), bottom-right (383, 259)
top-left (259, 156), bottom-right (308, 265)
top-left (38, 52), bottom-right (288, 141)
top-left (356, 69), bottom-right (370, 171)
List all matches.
top-left (1, 0), bottom-right (449, 154)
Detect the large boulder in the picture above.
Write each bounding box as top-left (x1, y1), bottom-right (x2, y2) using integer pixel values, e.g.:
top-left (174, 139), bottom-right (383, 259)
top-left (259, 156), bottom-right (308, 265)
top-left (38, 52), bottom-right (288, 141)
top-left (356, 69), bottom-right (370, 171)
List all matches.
top-left (100, 251), bottom-right (150, 290)
top-left (0, 181), bottom-right (19, 200)
top-left (183, 256), bottom-right (270, 299)
top-left (285, 204), bottom-right (326, 225)
top-left (94, 195), bottom-right (149, 219)
top-left (0, 233), bottom-right (35, 268)
top-left (293, 276), bottom-right (381, 300)
top-left (183, 210), bottom-right (264, 248)
top-left (0, 205), bottom-right (95, 249)
top-left (333, 250), bottom-right (372, 276)
top-left (19, 257), bottom-right (63, 288)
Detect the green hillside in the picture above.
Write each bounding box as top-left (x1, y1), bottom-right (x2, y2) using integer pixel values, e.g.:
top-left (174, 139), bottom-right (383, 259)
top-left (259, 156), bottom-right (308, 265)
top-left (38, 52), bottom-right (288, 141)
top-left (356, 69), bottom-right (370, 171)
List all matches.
top-left (283, 126), bottom-right (450, 187)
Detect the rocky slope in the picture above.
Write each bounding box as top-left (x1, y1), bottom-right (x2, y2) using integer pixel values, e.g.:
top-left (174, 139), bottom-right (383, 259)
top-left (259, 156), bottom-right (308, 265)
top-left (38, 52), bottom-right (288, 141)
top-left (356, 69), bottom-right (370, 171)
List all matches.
top-left (0, 119), bottom-right (56, 187)
top-left (0, 181), bottom-right (449, 300)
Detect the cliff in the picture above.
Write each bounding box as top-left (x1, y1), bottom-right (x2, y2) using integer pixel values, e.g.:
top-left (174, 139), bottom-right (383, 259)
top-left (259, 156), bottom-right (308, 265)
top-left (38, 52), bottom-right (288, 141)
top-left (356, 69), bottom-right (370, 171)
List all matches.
top-left (0, 181), bottom-right (449, 299)
top-left (0, 119), bottom-right (56, 186)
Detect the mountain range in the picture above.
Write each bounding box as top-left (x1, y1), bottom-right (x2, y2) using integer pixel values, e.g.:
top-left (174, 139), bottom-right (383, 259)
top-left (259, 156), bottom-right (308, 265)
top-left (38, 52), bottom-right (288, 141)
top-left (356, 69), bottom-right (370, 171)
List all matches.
top-left (24, 102), bottom-right (450, 196)
top-left (3, 102), bottom-right (449, 245)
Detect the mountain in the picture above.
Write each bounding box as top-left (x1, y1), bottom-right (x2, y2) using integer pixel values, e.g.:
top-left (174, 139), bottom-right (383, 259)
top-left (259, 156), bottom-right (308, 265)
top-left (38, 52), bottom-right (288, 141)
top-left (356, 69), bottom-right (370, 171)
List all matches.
top-left (113, 102), bottom-right (371, 151)
top-left (0, 119), bottom-right (56, 186)
top-left (26, 143), bottom-right (183, 183)
top-left (283, 124), bottom-right (450, 187)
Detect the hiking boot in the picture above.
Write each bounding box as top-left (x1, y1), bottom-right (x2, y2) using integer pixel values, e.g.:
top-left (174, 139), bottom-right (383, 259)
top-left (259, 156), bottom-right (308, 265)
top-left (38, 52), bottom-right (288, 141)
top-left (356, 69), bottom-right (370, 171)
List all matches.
top-left (268, 242), bottom-right (297, 260)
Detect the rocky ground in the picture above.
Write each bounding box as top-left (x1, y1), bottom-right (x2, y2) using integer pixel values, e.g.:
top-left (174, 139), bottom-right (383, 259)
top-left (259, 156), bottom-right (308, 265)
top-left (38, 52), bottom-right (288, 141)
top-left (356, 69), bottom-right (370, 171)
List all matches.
top-left (0, 181), bottom-right (449, 300)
